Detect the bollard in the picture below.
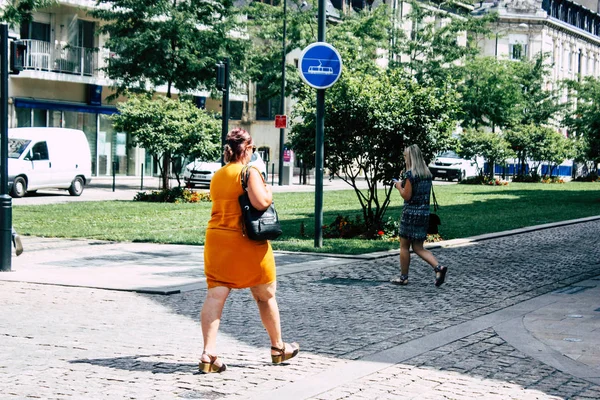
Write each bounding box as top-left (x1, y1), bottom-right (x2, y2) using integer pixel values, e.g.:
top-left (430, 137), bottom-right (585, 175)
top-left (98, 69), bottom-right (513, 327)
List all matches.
top-left (271, 163), bottom-right (275, 186)
top-left (140, 163), bottom-right (144, 191)
top-left (112, 161), bottom-right (116, 192)
top-left (0, 194), bottom-right (12, 271)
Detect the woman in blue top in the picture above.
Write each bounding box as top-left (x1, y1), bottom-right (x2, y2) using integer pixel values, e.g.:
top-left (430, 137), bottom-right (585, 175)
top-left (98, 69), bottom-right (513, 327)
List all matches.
top-left (391, 144), bottom-right (447, 287)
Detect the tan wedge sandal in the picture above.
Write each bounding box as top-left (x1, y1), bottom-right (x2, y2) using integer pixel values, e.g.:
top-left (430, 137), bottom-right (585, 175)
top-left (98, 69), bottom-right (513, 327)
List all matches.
top-left (271, 342), bottom-right (300, 364)
top-left (198, 352), bottom-right (227, 374)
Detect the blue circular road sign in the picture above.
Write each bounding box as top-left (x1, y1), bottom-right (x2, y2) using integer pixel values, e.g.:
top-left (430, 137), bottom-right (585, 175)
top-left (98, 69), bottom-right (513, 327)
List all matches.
top-left (298, 42), bottom-right (343, 89)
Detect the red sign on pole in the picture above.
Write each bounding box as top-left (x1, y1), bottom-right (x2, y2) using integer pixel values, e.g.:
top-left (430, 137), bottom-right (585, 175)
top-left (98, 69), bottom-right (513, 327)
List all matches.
top-left (275, 115), bottom-right (287, 129)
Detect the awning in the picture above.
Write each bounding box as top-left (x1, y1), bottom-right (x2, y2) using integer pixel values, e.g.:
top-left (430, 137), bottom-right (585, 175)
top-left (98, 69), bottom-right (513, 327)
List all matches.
top-left (13, 98), bottom-right (119, 115)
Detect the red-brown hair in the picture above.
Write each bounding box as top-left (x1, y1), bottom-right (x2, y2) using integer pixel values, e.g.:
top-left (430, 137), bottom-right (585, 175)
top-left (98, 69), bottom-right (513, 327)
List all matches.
top-left (224, 128), bottom-right (252, 163)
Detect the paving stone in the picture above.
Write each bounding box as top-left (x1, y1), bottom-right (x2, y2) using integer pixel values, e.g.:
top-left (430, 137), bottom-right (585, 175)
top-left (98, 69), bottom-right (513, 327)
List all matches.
top-left (2, 220), bottom-right (600, 398)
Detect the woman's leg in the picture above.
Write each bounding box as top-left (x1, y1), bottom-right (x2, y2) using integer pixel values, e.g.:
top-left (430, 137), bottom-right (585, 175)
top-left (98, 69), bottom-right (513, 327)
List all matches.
top-left (11, 227), bottom-right (23, 256)
top-left (411, 240), bottom-right (439, 268)
top-left (399, 237), bottom-right (412, 276)
top-left (200, 286), bottom-right (231, 360)
top-left (250, 282), bottom-right (297, 357)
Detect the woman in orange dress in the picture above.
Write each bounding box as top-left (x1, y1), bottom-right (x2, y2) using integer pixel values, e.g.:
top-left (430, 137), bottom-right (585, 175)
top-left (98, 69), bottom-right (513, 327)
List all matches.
top-left (199, 128), bottom-right (299, 373)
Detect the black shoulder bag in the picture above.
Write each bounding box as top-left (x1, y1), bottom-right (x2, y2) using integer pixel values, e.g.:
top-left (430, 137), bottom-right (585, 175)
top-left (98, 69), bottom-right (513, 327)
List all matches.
top-left (239, 166), bottom-right (283, 241)
top-left (427, 185), bottom-right (441, 235)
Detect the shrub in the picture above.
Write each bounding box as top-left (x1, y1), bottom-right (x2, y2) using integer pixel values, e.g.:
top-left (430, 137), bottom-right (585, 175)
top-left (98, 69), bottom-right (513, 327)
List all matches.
top-left (573, 172), bottom-right (600, 182)
top-left (541, 177), bottom-right (565, 184)
top-left (513, 174), bottom-right (541, 183)
top-left (323, 214), bottom-right (446, 242)
top-left (134, 187), bottom-right (211, 203)
top-left (486, 178), bottom-right (509, 186)
top-left (459, 175), bottom-right (486, 185)
top-left (460, 175), bottom-right (508, 185)
top-left (375, 217), bottom-right (443, 243)
top-left (377, 217), bottom-right (400, 241)
top-left (322, 215), bottom-right (365, 239)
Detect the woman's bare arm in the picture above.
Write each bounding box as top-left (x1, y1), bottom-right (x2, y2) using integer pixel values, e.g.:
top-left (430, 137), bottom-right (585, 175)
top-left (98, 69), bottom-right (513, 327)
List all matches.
top-left (395, 178), bottom-right (412, 201)
top-left (247, 167), bottom-right (272, 210)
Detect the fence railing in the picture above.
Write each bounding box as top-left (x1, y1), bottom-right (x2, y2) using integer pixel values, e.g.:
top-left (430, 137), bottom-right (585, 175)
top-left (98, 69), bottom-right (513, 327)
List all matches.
top-left (22, 39), bottom-right (97, 77)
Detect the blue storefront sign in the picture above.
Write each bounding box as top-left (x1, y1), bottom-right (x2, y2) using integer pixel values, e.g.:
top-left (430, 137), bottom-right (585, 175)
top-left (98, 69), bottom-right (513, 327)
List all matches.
top-left (298, 42), bottom-right (343, 89)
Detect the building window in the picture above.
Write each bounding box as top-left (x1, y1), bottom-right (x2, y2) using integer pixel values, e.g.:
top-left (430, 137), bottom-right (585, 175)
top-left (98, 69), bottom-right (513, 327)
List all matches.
top-left (509, 44), bottom-right (527, 60)
top-left (255, 84), bottom-right (280, 120)
top-left (20, 21), bottom-right (50, 42)
top-left (230, 101), bottom-right (244, 120)
top-left (15, 108), bottom-right (31, 127)
top-left (256, 0), bottom-right (281, 5)
top-left (33, 109), bottom-right (47, 127)
top-left (568, 50), bottom-right (573, 71)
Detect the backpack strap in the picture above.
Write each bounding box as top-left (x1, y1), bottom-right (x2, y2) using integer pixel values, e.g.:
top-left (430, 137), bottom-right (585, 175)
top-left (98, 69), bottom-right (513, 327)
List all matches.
top-left (240, 165), bottom-right (250, 191)
top-left (431, 185), bottom-right (439, 213)
top-left (240, 165), bottom-right (264, 192)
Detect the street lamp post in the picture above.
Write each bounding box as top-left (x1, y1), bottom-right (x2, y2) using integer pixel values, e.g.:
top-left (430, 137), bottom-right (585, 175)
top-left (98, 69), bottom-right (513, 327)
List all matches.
top-left (278, 0), bottom-right (288, 186)
top-left (1, 24), bottom-right (12, 271)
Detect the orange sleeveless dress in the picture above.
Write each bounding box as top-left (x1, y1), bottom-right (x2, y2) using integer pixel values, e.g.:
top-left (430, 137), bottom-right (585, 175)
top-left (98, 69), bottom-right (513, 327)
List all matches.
top-left (203, 162), bottom-right (276, 289)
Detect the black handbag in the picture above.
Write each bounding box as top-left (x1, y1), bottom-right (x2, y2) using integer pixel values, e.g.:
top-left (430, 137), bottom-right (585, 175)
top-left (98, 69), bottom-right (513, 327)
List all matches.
top-left (239, 166), bottom-right (282, 241)
top-left (427, 185), bottom-right (441, 235)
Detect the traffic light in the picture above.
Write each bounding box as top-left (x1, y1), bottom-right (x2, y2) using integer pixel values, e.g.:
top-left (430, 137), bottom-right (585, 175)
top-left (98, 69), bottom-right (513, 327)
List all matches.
top-left (10, 40), bottom-right (26, 74)
top-left (215, 62), bottom-right (225, 91)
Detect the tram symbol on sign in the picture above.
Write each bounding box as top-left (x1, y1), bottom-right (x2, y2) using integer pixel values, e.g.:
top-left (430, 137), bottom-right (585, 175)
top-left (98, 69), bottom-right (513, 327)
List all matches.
top-left (307, 61), bottom-right (334, 75)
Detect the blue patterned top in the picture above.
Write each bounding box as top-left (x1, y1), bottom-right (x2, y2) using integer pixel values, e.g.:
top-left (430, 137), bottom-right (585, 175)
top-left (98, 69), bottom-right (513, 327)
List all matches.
top-left (399, 170), bottom-right (432, 241)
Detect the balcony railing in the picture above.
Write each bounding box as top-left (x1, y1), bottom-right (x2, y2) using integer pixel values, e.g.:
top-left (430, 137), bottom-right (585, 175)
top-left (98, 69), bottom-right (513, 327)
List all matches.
top-left (22, 39), bottom-right (97, 77)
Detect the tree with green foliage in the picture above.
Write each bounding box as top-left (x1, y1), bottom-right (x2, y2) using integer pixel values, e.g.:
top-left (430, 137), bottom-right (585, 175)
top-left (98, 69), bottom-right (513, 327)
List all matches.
top-left (513, 54), bottom-right (565, 127)
top-left (244, 1), bottom-right (390, 108)
top-left (504, 124), bottom-right (537, 176)
top-left (90, 0), bottom-right (248, 99)
top-left (459, 54), bottom-right (565, 133)
top-left (564, 76), bottom-right (600, 172)
top-left (458, 129), bottom-right (514, 178)
top-left (527, 126), bottom-right (573, 178)
top-left (290, 69), bottom-right (458, 233)
top-left (0, 0), bottom-right (56, 25)
top-left (390, 0), bottom-right (495, 87)
top-left (244, 0), bottom-right (317, 106)
top-left (112, 95), bottom-right (221, 189)
top-left (458, 57), bottom-right (523, 131)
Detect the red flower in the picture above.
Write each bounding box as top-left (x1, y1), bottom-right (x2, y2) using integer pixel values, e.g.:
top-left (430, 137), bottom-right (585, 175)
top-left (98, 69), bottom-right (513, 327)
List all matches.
top-left (378, 231), bottom-right (384, 236)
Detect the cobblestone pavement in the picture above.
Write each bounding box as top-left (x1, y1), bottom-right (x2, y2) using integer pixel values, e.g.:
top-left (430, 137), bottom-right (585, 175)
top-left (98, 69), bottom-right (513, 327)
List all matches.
top-left (1, 220), bottom-right (599, 399)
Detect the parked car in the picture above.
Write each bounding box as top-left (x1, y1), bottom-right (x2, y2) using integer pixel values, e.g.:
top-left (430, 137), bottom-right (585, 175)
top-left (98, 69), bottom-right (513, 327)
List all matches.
top-left (8, 127), bottom-right (92, 197)
top-left (428, 151), bottom-right (479, 181)
top-left (183, 152), bottom-right (267, 188)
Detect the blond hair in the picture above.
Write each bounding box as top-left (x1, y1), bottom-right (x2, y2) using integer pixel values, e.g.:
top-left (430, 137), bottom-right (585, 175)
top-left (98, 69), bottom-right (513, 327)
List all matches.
top-left (404, 144), bottom-right (432, 179)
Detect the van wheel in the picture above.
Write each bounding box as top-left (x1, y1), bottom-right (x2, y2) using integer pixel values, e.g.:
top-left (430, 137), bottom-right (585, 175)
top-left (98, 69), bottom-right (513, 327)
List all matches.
top-left (458, 170), bottom-right (466, 182)
top-left (68, 176), bottom-right (85, 196)
top-left (11, 176), bottom-right (27, 198)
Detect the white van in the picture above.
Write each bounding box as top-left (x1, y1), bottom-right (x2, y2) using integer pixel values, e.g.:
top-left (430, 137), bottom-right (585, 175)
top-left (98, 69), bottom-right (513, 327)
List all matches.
top-left (8, 127), bottom-right (92, 198)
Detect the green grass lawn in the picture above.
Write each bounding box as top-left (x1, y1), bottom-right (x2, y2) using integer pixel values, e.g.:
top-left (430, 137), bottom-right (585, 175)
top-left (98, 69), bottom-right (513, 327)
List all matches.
top-left (13, 182), bottom-right (600, 255)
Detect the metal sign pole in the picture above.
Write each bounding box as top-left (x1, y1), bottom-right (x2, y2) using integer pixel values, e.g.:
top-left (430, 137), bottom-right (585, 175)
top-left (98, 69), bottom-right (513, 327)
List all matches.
top-left (0, 24), bottom-right (12, 271)
top-left (314, 0), bottom-right (326, 248)
top-left (217, 58), bottom-right (230, 166)
top-left (278, 0), bottom-right (287, 186)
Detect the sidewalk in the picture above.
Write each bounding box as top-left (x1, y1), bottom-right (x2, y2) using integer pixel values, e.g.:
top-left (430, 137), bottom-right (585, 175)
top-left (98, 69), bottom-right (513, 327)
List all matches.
top-left (9, 175), bottom-right (372, 205)
top-left (1, 218), bottom-right (599, 399)
top-left (10, 174), bottom-right (456, 206)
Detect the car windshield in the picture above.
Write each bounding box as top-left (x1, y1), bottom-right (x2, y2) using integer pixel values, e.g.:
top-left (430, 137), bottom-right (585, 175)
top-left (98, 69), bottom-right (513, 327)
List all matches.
top-left (8, 139), bottom-right (30, 159)
top-left (438, 151), bottom-right (461, 159)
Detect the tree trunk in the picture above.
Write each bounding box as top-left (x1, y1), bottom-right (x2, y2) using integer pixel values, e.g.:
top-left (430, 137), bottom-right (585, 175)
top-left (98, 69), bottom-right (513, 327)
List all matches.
top-left (162, 152), bottom-right (171, 190)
